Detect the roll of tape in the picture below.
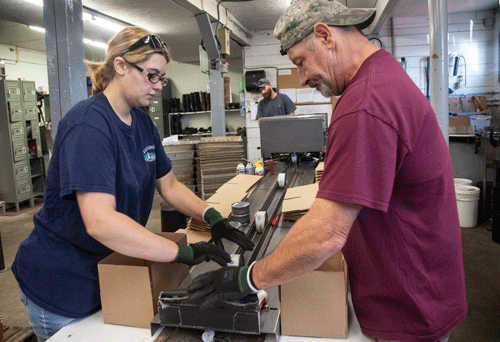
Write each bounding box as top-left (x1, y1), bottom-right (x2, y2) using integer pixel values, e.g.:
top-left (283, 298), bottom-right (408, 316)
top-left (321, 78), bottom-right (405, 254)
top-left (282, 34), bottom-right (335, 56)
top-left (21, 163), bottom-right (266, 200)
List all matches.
top-left (254, 211), bottom-right (267, 233)
top-left (277, 173), bottom-right (286, 188)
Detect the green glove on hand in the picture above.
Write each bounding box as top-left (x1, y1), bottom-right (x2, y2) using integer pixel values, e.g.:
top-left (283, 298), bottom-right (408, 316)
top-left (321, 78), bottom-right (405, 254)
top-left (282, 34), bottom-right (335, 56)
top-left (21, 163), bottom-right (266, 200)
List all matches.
top-left (174, 242), bottom-right (231, 266)
top-left (204, 207), bottom-right (255, 251)
top-left (187, 265), bottom-right (258, 310)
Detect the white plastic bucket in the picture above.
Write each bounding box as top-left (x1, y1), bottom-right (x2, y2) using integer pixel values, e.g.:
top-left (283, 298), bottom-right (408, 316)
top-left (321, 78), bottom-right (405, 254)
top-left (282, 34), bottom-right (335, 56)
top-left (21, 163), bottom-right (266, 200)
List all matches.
top-left (455, 185), bottom-right (481, 228)
top-left (470, 115), bottom-right (491, 130)
top-left (454, 178), bottom-right (473, 186)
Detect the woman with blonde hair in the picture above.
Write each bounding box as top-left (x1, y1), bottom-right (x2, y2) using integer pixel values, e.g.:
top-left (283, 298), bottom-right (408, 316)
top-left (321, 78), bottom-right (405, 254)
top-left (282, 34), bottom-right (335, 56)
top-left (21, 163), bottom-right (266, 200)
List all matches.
top-left (12, 26), bottom-right (253, 342)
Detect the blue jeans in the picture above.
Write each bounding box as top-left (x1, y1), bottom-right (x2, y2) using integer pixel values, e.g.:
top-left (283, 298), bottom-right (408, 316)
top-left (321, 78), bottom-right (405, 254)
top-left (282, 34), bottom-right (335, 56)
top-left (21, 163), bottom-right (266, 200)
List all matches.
top-left (376, 329), bottom-right (452, 342)
top-left (19, 289), bottom-right (76, 342)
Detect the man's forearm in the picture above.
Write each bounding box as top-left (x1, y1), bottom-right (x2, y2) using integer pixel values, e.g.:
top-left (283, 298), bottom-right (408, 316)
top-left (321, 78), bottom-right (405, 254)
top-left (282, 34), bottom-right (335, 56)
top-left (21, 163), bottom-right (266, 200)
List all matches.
top-left (251, 198), bottom-right (361, 289)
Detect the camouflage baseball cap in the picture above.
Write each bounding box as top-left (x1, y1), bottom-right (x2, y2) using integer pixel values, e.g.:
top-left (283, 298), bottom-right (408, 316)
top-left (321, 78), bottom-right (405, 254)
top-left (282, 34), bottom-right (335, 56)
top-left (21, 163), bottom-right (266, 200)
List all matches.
top-left (274, 0), bottom-right (376, 54)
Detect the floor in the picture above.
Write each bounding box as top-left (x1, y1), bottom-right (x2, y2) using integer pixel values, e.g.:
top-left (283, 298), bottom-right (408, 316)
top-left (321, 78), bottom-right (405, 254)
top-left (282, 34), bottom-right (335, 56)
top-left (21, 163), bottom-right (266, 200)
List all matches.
top-left (1, 197), bottom-right (500, 342)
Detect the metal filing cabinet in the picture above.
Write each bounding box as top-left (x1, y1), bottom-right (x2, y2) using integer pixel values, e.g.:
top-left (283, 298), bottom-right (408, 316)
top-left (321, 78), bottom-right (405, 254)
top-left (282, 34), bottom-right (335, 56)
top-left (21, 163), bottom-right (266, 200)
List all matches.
top-left (0, 80), bottom-right (43, 212)
top-left (149, 92), bottom-right (164, 140)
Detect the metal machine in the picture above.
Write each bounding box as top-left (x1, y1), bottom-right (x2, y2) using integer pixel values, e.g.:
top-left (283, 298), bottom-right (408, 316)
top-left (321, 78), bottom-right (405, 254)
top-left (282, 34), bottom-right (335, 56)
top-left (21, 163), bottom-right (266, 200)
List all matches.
top-left (151, 160), bottom-right (319, 341)
top-left (150, 116), bottom-right (326, 340)
top-left (259, 114), bottom-right (327, 159)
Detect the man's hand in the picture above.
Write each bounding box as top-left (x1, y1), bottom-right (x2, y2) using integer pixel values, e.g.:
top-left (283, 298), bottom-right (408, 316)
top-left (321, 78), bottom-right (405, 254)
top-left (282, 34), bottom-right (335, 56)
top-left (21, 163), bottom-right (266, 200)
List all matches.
top-left (187, 266), bottom-right (253, 310)
top-left (204, 207), bottom-right (254, 251)
top-left (175, 242), bottom-right (231, 266)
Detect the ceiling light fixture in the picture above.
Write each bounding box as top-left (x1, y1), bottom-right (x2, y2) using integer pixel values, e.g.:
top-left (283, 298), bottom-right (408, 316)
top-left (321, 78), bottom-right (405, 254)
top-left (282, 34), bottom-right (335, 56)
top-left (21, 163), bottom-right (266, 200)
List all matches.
top-left (82, 12), bottom-right (125, 32)
top-left (29, 25), bottom-right (46, 33)
top-left (0, 59), bottom-right (5, 65)
top-left (24, 0), bottom-right (127, 33)
top-left (83, 39), bottom-right (108, 49)
top-left (24, 0), bottom-right (42, 6)
top-left (28, 24), bottom-right (107, 49)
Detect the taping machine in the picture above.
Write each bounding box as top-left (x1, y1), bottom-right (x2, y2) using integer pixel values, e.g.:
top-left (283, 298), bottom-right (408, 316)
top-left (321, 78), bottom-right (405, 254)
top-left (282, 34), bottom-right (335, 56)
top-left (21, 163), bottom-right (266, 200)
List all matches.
top-left (151, 115), bottom-right (327, 341)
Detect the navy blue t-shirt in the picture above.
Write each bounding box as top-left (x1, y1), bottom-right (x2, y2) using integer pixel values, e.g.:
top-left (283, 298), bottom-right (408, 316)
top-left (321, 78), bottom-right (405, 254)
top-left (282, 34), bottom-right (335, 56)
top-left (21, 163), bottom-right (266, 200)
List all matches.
top-left (12, 92), bottom-right (171, 318)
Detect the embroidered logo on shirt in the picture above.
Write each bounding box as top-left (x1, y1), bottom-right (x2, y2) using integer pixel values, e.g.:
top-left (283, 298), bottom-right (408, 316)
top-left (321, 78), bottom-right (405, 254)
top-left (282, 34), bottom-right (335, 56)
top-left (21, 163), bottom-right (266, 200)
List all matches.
top-left (143, 145), bottom-right (156, 162)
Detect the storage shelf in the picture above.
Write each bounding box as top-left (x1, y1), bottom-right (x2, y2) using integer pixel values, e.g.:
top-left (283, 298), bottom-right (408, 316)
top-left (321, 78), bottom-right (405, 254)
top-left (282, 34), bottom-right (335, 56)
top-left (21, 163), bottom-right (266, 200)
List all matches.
top-left (177, 132), bottom-right (240, 137)
top-left (170, 109), bottom-right (241, 115)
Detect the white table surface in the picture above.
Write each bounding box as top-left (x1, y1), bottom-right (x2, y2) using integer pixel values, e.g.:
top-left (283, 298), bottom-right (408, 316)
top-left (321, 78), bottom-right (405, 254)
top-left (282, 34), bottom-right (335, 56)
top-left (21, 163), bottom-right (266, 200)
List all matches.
top-left (48, 294), bottom-right (375, 342)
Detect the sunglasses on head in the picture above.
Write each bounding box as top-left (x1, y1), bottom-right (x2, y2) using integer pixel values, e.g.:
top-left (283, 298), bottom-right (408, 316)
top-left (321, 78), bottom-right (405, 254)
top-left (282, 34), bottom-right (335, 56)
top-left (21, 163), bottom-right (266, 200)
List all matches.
top-left (120, 35), bottom-right (168, 56)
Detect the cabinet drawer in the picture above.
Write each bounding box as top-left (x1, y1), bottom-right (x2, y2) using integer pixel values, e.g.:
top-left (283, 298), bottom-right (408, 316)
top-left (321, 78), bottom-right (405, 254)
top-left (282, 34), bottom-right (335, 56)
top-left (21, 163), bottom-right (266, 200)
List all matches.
top-left (24, 102), bottom-right (38, 121)
top-left (14, 161), bottom-right (30, 181)
top-left (22, 82), bottom-right (37, 102)
top-left (149, 105), bottom-right (162, 113)
top-left (16, 180), bottom-right (32, 201)
top-left (12, 140), bottom-right (27, 162)
top-left (6, 81), bottom-right (21, 102)
top-left (8, 102), bottom-right (22, 122)
top-left (10, 122), bottom-right (25, 139)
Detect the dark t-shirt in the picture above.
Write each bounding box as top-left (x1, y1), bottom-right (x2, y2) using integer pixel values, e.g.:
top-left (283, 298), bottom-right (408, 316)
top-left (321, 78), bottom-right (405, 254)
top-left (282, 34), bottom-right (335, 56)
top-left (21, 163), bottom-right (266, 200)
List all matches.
top-left (256, 93), bottom-right (296, 119)
top-left (316, 49), bottom-right (467, 341)
top-left (12, 92), bottom-right (171, 318)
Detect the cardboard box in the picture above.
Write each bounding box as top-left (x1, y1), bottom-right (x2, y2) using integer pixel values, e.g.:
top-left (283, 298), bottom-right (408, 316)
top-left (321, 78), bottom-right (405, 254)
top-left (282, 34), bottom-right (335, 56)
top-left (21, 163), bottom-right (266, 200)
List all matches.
top-left (280, 251), bottom-right (348, 339)
top-left (449, 116), bottom-right (470, 127)
top-left (98, 233), bottom-right (190, 329)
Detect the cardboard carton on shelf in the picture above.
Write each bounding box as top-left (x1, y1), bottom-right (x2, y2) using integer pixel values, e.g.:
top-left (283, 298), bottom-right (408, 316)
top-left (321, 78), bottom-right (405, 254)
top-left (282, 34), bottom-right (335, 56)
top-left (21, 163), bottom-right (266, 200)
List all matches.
top-left (280, 251), bottom-right (348, 339)
top-left (449, 116), bottom-right (470, 127)
top-left (98, 233), bottom-right (189, 329)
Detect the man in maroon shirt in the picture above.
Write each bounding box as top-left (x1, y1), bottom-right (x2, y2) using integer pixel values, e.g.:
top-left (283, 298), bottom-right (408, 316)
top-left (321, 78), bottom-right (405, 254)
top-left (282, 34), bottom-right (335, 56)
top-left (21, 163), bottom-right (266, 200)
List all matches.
top-left (187, 1), bottom-right (467, 341)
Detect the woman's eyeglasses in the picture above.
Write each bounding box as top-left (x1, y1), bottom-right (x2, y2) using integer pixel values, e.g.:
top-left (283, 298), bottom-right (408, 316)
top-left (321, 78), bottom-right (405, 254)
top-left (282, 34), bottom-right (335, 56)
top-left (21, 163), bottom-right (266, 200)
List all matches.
top-left (127, 62), bottom-right (168, 87)
top-left (120, 35), bottom-right (168, 56)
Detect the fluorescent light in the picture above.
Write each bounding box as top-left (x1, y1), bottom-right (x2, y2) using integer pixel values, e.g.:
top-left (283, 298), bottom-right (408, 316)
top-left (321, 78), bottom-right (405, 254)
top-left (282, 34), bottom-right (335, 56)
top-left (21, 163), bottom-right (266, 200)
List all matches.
top-left (82, 12), bottom-right (125, 32)
top-left (29, 24), bottom-right (107, 49)
top-left (24, 0), bottom-right (43, 6)
top-left (29, 25), bottom-right (46, 33)
top-left (24, 0), bottom-right (125, 33)
top-left (84, 39), bottom-right (108, 49)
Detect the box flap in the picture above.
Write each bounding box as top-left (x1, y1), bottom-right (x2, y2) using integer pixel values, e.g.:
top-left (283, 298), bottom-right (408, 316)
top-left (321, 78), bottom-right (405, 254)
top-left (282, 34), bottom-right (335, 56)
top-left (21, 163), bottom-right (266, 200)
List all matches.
top-left (280, 269), bottom-right (348, 338)
top-left (98, 263), bottom-right (154, 328)
top-left (175, 228), bottom-right (211, 244)
top-left (98, 232), bottom-right (189, 329)
top-left (282, 183), bottom-right (318, 213)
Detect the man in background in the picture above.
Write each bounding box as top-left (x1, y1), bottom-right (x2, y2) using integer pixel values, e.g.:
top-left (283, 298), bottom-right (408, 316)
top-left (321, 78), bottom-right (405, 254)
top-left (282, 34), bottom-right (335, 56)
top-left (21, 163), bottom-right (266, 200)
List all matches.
top-left (256, 78), bottom-right (296, 121)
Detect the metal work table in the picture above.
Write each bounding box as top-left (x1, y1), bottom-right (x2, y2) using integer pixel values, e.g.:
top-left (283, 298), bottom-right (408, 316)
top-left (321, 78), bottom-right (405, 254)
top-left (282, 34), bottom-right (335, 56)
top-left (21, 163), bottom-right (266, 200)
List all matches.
top-left (47, 295), bottom-right (375, 342)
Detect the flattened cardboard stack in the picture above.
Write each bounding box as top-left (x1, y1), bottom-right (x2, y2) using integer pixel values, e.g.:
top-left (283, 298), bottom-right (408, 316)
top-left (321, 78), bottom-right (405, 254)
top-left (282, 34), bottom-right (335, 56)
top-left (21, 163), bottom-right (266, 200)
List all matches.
top-left (281, 183), bottom-right (319, 221)
top-left (163, 141), bottom-right (198, 196)
top-left (197, 136), bottom-right (244, 200)
top-left (315, 162), bottom-right (324, 182)
top-left (186, 174), bottom-right (263, 233)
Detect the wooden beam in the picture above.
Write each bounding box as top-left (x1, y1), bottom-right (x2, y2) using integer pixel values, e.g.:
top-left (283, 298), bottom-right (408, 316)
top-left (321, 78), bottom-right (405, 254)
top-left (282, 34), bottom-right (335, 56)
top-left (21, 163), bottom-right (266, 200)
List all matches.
top-left (171, 0), bottom-right (251, 46)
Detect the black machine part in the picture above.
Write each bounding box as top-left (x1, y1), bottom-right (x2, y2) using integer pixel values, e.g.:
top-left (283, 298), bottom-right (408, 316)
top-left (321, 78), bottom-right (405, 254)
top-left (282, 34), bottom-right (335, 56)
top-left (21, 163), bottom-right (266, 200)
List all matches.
top-left (158, 289), bottom-right (262, 334)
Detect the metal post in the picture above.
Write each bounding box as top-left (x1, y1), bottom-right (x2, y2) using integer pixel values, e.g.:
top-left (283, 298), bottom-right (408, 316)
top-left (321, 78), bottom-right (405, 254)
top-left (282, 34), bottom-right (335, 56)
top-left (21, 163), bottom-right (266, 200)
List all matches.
top-left (209, 61), bottom-right (226, 137)
top-left (43, 0), bottom-right (87, 139)
top-left (195, 12), bottom-right (226, 137)
top-left (428, 0), bottom-right (449, 144)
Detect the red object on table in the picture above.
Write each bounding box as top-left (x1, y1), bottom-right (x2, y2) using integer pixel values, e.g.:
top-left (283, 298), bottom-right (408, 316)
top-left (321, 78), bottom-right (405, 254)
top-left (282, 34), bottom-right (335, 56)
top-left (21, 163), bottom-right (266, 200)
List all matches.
top-left (268, 160), bottom-right (274, 175)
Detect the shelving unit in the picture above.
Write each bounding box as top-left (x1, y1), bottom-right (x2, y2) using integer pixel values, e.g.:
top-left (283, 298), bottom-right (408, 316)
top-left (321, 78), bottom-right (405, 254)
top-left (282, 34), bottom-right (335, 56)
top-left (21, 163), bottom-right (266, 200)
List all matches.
top-left (168, 109), bottom-right (245, 138)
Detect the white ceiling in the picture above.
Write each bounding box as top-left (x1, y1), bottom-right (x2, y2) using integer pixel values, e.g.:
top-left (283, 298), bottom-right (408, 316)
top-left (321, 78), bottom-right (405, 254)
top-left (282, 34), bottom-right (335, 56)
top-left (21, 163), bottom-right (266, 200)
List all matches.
top-left (0, 0), bottom-right (498, 64)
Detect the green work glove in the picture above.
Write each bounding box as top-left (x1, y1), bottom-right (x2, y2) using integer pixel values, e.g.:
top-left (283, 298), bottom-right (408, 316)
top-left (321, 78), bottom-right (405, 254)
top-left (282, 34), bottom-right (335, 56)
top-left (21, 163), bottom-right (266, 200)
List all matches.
top-left (186, 264), bottom-right (259, 310)
top-left (174, 242), bottom-right (231, 266)
top-left (204, 207), bottom-right (255, 251)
